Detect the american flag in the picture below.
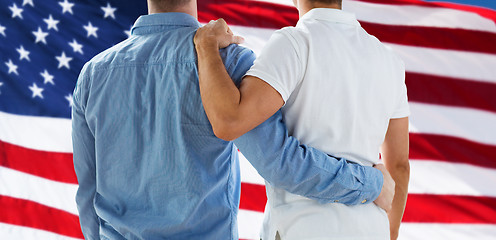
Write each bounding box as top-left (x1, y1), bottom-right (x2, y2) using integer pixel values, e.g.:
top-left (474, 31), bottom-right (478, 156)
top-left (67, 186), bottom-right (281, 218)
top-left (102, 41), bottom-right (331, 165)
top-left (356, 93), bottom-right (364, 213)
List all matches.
top-left (0, 0), bottom-right (495, 239)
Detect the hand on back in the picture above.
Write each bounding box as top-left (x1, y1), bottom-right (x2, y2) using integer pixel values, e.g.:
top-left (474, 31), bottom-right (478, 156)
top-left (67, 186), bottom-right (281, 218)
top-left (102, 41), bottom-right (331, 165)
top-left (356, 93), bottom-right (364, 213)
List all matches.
top-left (373, 163), bottom-right (395, 212)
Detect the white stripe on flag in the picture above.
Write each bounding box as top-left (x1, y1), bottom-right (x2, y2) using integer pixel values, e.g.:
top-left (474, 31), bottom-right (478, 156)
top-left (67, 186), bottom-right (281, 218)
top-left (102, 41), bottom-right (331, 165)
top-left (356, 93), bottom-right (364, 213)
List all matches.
top-left (408, 160), bottom-right (496, 197)
top-left (399, 223), bottom-right (496, 240)
top-left (0, 223), bottom-right (82, 240)
top-left (238, 152), bottom-right (266, 185)
top-left (345, 0), bottom-right (496, 33)
top-left (0, 111), bottom-right (73, 153)
top-left (409, 103), bottom-right (496, 145)
top-left (238, 209), bottom-right (264, 240)
top-left (0, 166), bottom-right (78, 215)
top-left (386, 43), bottom-right (496, 83)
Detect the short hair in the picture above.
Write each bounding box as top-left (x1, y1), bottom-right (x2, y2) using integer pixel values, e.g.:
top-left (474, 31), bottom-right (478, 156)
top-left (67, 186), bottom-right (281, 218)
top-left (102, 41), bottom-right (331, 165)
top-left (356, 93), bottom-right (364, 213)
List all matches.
top-left (149, 0), bottom-right (191, 10)
top-left (309, 0), bottom-right (342, 6)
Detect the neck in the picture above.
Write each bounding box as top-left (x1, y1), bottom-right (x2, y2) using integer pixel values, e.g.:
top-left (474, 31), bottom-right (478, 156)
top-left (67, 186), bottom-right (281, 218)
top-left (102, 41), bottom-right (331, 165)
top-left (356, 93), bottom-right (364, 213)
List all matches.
top-left (297, 1), bottom-right (341, 18)
top-left (147, 0), bottom-right (198, 18)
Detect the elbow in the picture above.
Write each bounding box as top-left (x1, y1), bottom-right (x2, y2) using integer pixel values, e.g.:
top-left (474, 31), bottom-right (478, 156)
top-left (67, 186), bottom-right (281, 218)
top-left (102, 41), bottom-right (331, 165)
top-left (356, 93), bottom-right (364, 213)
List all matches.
top-left (211, 117), bottom-right (243, 141)
top-left (389, 158), bottom-right (410, 180)
top-left (212, 125), bottom-right (238, 141)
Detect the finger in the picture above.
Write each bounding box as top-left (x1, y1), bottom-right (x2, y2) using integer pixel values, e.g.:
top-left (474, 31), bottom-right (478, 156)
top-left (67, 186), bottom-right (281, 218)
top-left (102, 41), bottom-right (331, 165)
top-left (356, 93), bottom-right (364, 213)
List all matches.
top-left (217, 18), bottom-right (227, 25)
top-left (217, 18), bottom-right (231, 32)
top-left (232, 35), bottom-right (245, 45)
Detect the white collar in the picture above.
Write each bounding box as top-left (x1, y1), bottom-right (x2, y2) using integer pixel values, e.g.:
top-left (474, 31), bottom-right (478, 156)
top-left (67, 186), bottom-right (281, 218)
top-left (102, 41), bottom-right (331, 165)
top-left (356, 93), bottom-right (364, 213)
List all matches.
top-left (298, 8), bottom-right (360, 27)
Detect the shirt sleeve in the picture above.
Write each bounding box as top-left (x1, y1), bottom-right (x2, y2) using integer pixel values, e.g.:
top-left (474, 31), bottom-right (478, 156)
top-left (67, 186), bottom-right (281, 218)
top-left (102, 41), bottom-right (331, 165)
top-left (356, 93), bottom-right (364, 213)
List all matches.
top-left (72, 64), bottom-right (99, 240)
top-left (244, 29), bottom-right (304, 103)
top-left (234, 111), bottom-right (383, 205)
top-left (220, 44), bottom-right (256, 86)
top-left (391, 60), bottom-right (410, 119)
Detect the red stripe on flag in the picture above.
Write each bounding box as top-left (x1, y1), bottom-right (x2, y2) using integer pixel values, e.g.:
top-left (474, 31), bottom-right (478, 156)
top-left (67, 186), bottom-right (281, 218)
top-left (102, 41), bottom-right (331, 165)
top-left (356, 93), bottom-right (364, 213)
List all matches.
top-left (198, 0), bottom-right (496, 55)
top-left (406, 73), bottom-right (496, 114)
top-left (0, 140), bottom-right (77, 184)
top-left (240, 184), bottom-right (496, 224)
top-left (403, 194), bottom-right (496, 224)
top-left (409, 133), bottom-right (496, 169)
top-left (240, 183), bottom-right (266, 212)
top-left (361, 21), bottom-right (496, 54)
top-left (198, 0), bottom-right (297, 29)
top-left (0, 195), bottom-right (83, 239)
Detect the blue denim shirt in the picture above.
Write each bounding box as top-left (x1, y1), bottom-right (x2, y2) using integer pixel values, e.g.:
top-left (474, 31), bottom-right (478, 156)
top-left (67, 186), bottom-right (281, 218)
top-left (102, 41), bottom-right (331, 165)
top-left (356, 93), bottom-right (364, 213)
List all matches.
top-left (72, 13), bottom-right (382, 240)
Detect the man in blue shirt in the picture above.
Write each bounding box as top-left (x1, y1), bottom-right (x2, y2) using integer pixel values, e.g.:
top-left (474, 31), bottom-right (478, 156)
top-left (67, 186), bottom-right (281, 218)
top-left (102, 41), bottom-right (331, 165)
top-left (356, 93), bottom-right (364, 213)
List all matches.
top-left (72, 0), bottom-right (393, 239)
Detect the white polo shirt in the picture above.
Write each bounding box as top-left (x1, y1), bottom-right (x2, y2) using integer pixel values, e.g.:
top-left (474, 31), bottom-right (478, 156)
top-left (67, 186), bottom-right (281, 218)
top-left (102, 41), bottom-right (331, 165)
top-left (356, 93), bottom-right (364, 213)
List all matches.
top-left (245, 8), bottom-right (409, 240)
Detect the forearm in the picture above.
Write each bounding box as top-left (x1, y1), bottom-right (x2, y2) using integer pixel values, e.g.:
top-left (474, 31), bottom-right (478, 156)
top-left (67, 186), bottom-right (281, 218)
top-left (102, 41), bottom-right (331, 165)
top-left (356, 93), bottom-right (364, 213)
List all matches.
top-left (234, 111), bottom-right (383, 204)
top-left (386, 162), bottom-right (410, 240)
top-left (196, 41), bottom-right (242, 139)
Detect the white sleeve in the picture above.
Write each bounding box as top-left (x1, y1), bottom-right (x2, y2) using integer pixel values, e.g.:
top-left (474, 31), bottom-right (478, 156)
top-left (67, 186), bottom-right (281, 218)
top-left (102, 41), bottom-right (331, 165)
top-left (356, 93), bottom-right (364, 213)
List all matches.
top-left (245, 29), bottom-right (304, 103)
top-left (391, 61), bottom-right (410, 119)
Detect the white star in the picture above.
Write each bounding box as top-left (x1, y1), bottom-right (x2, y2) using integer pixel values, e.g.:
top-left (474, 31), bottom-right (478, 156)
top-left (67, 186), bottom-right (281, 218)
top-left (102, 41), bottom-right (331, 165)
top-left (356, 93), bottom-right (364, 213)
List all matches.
top-left (9, 3), bottom-right (24, 19)
top-left (40, 70), bottom-right (55, 85)
top-left (0, 25), bottom-right (6, 37)
top-left (59, 0), bottom-right (75, 15)
top-left (23, 0), bottom-right (34, 7)
top-left (16, 45), bottom-right (31, 61)
top-left (0, 82), bottom-right (3, 95)
top-left (101, 3), bottom-right (117, 19)
top-left (65, 94), bottom-right (74, 107)
top-left (29, 83), bottom-right (44, 99)
top-left (43, 15), bottom-right (60, 31)
top-left (69, 39), bottom-right (83, 54)
top-left (124, 26), bottom-right (132, 38)
top-left (32, 27), bottom-right (49, 44)
top-left (5, 59), bottom-right (19, 75)
top-left (56, 52), bottom-right (73, 69)
top-left (83, 22), bottom-right (98, 38)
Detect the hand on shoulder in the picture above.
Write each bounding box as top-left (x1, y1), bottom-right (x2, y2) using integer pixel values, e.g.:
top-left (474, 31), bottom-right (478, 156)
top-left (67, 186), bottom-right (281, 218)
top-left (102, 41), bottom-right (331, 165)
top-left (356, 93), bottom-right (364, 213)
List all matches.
top-left (194, 18), bottom-right (244, 49)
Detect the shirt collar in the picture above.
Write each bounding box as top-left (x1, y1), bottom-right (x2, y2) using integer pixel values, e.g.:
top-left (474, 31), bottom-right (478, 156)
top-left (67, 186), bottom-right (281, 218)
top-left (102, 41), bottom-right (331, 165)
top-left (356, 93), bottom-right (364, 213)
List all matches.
top-left (131, 12), bottom-right (201, 35)
top-left (298, 8), bottom-right (360, 27)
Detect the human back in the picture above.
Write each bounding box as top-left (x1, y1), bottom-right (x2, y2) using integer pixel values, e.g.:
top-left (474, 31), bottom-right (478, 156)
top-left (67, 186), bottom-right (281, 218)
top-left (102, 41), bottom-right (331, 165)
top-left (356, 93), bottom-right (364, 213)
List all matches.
top-left (246, 7), bottom-right (408, 240)
top-left (74, 13), bottom-right (248, 239)
top-left (278, 10), bottom-right (407, 166)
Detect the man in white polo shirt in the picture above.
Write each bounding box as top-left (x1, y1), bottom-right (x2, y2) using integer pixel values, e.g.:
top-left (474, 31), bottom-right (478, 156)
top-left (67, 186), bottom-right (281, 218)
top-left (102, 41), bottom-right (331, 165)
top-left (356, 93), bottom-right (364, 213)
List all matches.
top-left (194, 0), bottom-right (410, 239)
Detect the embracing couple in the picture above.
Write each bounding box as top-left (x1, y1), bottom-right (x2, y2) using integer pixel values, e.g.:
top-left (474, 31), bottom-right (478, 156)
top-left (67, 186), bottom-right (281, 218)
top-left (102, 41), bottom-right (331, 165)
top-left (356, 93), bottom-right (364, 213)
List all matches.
top-left (72, 0), bottom-right (410, 239)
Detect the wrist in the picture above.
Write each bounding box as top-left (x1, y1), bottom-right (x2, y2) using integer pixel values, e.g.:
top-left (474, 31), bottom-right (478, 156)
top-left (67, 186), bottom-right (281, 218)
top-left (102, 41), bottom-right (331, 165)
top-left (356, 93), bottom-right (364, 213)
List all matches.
top-left (194, 36), bottom-right (219, 52)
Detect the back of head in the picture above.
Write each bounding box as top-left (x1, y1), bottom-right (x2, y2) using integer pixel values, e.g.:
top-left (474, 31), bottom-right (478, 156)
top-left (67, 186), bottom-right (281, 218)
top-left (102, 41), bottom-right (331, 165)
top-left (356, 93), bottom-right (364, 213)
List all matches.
top-left (308, 0), bottom-right (342, 8)
top-left (149, 0), bottom-right (191, 11)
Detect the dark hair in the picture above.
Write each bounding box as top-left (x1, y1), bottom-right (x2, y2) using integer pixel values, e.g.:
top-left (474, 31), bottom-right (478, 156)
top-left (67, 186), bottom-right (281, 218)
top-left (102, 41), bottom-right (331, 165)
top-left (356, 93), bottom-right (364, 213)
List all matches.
top-left (149, 0), bottom-right (191, 10)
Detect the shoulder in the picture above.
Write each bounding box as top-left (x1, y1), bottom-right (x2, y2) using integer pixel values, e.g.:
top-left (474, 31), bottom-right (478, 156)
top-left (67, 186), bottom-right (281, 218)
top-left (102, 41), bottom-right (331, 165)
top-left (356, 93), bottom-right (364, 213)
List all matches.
top-left (273, 26), bottom-right (308, 47)
top-left (360, 28), bottom-right (404, 73)
top-left (219, 44), bottom-right (255, 68)
top-left (219, 44), bottom-right (256, 85)
top-left (86, 37), bottom-right (136, 70)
